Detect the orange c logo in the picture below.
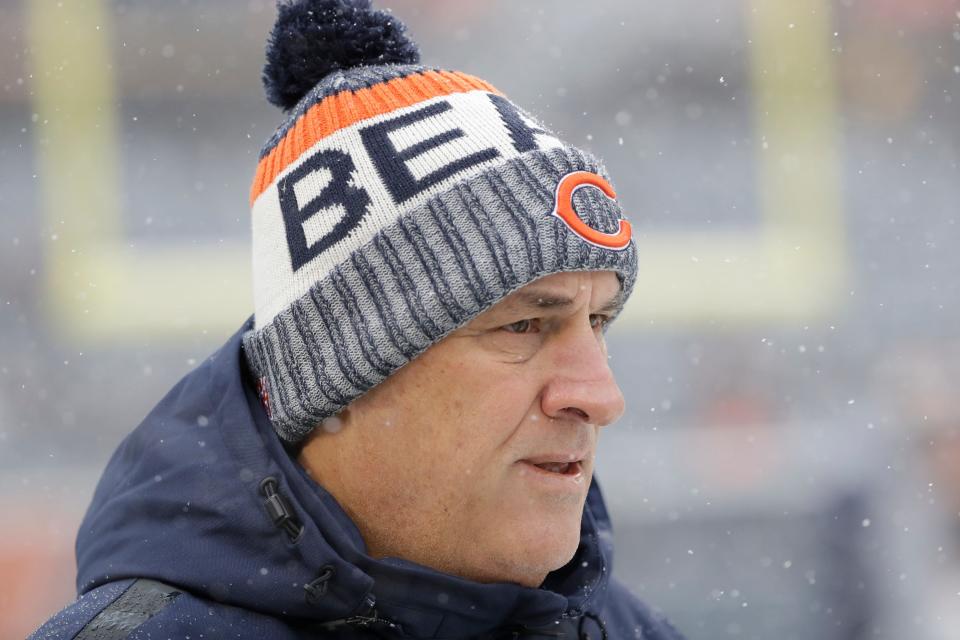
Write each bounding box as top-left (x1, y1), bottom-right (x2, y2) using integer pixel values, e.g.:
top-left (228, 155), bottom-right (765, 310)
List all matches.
top-left (550, 171), bottom-right (632, 251)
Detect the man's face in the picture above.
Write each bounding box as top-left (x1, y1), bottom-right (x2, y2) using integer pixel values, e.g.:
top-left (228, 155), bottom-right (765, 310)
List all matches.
top-left (299, 270), bottom-right (626, 587)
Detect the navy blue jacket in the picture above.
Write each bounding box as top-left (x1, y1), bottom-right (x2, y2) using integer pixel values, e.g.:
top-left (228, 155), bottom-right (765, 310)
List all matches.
top-left (31, 319), bottom-right (685, 639)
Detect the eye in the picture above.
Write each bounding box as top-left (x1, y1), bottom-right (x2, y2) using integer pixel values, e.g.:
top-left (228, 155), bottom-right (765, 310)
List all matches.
top-left (590, 314), bottom-right (610, 331)
top-left (501, 318), bottom-right (540, 334)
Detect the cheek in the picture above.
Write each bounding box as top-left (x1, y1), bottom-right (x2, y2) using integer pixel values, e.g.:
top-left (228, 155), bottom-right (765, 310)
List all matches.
top-left (353, 350), bottom-right (544, 481)
top-left (426, 379), bottom-right (541, 478)
top-left (442, 375), bottom-right (542, 469)
top-left (426, 357), bottom-right (532, 421)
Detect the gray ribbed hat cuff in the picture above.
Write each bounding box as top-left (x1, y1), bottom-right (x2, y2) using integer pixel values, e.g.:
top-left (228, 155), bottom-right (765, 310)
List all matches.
top-left (242, 146), bottom-right (638, 443)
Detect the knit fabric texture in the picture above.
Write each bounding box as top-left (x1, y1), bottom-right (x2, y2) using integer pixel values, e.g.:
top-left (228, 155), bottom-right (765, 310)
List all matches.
top-left (242, 63), bottom-right (638, 443)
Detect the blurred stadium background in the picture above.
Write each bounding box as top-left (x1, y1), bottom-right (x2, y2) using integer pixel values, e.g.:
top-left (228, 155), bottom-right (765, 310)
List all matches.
top-left (2, 0), bottom-right (959, 637)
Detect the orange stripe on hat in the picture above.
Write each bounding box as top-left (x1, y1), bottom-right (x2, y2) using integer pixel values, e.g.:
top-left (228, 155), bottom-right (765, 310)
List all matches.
top-left (250, 70), bottom-right (502, 206)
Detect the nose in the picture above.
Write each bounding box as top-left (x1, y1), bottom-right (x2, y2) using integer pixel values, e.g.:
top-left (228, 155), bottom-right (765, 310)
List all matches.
top-left (539, 322), bottom-right (626, 427)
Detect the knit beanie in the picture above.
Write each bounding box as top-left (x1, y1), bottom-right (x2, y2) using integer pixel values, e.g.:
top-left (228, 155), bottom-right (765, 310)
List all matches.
top-left (242, 0), bottom-right (639, 443)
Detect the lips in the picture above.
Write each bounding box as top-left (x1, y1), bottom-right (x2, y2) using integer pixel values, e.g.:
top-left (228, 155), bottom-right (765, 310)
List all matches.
top-left (532, 460), bottom-right (581, 476)
top-left (520, 451), bottom-right (589, 476)
top-left (536, 461), bottom-right (573, 474)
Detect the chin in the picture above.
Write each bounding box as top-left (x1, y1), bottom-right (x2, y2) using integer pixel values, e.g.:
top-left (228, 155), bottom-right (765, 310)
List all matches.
top-left (537, 522), bottom-right (583, 571)
top-left (493, 511), bottom-right (584, 584)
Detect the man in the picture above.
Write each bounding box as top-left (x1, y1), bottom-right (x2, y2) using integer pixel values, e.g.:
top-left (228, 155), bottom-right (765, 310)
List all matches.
top-left (32, 1), bottom-right (686, 638)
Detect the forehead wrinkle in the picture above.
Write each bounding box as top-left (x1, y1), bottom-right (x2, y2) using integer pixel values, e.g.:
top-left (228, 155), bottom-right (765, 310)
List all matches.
top-left (498, 286), bottom-right (625, 316)
top-left (512, 291), bottom-right (574, 311)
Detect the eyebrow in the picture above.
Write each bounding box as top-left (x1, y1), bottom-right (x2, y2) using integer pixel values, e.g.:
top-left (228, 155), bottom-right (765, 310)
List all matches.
top-left (506, 288), bottom-right (626, 317)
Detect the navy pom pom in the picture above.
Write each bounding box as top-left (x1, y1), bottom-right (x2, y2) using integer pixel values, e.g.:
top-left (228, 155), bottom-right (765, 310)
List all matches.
top-left (263, 0), bottom-right (421, 111)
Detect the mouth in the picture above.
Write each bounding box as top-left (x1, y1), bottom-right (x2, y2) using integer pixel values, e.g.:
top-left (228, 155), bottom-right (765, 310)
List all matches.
top-left (526, 460), bottom-right (583, 476)
top-left (515, 444), bottom-right (591, 491)
top-left (517, 448), bottom-right (590, 484)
